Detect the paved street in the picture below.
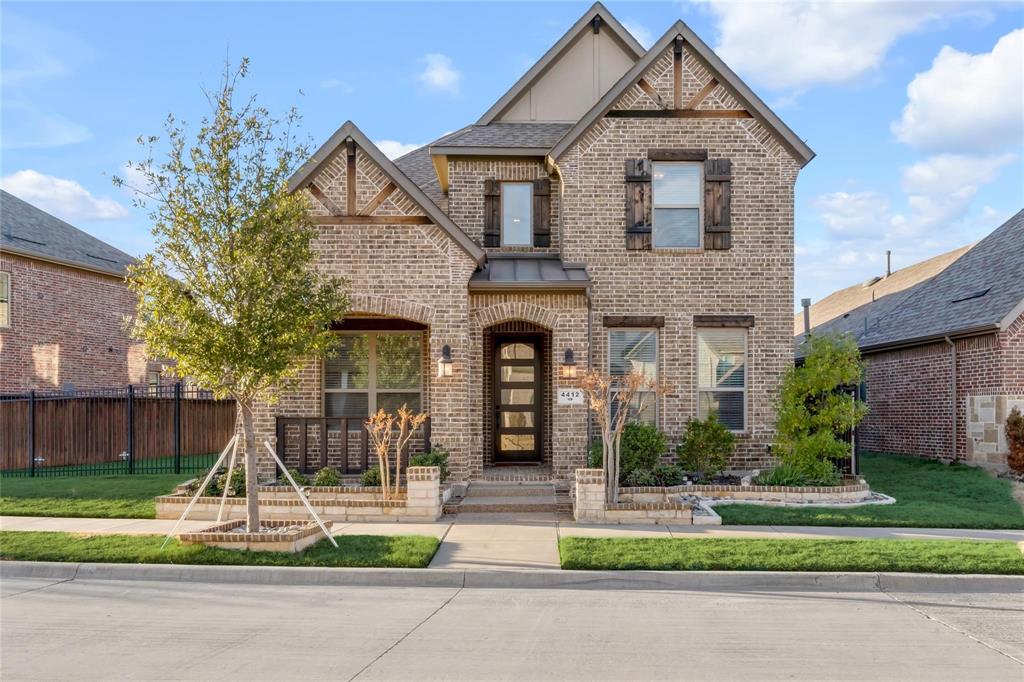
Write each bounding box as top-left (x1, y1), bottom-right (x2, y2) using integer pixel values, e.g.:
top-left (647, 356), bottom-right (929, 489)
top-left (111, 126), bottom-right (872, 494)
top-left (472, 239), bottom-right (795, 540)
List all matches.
top-left (2, 576), bottom-right (1021, 681)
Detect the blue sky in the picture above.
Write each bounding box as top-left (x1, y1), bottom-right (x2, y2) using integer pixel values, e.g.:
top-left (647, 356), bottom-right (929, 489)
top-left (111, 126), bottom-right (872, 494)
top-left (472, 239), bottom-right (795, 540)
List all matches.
top-left (2, 1), bottom-right (1022, 310)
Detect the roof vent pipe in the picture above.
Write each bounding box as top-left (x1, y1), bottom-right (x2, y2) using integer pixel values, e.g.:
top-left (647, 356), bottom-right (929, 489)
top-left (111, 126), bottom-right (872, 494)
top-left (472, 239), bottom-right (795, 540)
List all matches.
top-left (801, 298), bottom-right (811, 336)
top-left (886, 250), bottom-right (892, 277)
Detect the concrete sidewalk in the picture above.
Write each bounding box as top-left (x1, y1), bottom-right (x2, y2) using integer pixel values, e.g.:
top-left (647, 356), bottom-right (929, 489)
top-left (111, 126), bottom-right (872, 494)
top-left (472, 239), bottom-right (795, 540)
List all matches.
top-left (4, 514), bottom-right (1023, 570)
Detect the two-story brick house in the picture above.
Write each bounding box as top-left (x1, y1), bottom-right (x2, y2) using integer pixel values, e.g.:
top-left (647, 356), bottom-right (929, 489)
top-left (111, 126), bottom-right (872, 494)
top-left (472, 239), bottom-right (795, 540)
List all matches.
top-left (257, 3), bottom-right (814, 482)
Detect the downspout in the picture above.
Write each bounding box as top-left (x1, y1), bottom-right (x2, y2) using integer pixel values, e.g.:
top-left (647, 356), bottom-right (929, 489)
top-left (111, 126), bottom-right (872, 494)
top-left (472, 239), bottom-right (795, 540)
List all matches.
top-left (944, 336), bottom-right (957, 461)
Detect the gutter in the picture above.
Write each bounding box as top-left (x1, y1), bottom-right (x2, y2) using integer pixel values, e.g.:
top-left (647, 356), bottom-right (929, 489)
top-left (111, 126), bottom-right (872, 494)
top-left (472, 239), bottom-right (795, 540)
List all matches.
top-left (0, 245), bottom-right (130, 279)
top-left (944, 336), bottom-right (958, 462)
top-left (858, 323), bottom-right (1000, 355)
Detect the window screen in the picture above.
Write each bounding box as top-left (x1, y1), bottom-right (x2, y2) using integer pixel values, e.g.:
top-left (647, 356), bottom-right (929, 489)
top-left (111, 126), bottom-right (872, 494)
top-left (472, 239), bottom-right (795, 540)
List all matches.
top-left (324, 333), bottom-right (421, 418)
top-left (697, 328), bottom-right (746, 431)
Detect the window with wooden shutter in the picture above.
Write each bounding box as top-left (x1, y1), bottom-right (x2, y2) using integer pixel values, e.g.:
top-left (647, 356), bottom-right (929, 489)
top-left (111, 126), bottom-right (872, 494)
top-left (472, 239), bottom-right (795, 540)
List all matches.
top-left (532, 178), bottom-right (551, 247)
top-left (624, 158), bottom-right (652, 250)
top-left (704, 159), bottom-right (732, 250)
top-left (483, 179), bottom-right (500, 247)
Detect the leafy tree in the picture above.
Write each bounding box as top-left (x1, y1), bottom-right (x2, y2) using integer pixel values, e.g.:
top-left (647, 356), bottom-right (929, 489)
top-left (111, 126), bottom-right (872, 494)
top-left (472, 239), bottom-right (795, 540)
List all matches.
top-left (774, 333), bottom-right (868, 484)
top-left (117, 60), bottom-right (348, 531)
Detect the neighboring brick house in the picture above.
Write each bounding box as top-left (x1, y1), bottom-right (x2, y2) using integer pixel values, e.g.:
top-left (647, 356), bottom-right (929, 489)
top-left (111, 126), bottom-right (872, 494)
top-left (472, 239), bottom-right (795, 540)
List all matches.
top-left (797, 210), bottom-right (1024, 469)
top-left (257, 3), bottom-right (816, 482)
top-left (0, 190), bottom-right (162, 393)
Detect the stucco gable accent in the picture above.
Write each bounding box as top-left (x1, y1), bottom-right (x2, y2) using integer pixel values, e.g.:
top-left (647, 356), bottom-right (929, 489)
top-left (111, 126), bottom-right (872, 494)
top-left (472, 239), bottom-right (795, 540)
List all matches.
top-left (548, 21), bottom-right (815, 167)
top-left (476, 2), bottom-right (645, 125)
top-left (288, 120), bottom-right (485, 264)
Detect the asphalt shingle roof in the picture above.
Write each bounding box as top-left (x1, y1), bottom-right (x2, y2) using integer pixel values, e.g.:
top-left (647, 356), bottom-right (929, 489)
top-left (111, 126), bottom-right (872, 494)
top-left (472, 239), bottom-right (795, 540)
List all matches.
top-left (0, 190), bottom-right (135, 276)
top-left (433, 123), bottom-right (573, 150)
top-left (858, 209), bottom-right (1024, 349)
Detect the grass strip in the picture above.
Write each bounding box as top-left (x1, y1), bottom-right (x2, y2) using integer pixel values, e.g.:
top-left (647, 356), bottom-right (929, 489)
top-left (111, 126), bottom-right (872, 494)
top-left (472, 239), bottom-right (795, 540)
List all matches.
top-left (0, 474), bottom-right (192, 519)
top-left (558, 537), bottom-right (1024, 574)
top-left (0, 531), bottom-right (440, 569)
top-left (717, 452), bottom-right (1024, 529)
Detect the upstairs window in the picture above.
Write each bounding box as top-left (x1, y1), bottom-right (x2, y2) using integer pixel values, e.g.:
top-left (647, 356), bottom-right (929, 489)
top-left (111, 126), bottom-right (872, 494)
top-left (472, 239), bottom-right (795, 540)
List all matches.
top-left (501, 182), bottom-right (533, 246)
top-left (0, 272), bottom-right (9, 327)
top-left (608, 329), bottom-right (658, 425)
top-left (652, 162), bottom-right (702, 248)
top-left (697, 328), bottom-right (746, 431)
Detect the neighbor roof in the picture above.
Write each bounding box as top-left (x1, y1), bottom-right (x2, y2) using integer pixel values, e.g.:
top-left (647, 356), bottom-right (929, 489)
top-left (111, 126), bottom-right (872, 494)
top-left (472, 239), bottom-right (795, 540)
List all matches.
top-left (429, 123), bottom-right (574, 157)
top-left (857, 209), bottom-right (1024, 351)
top-left (0, 190), bottom-right (135, 277)
top-left (548, 20), bottom-right (815, 167)
top-left (468, 254), bottom-right (591, 292)
top-left (287, 121), bottom-right (485, 264)
top-left (476, 3), bottom-right (645, 126)
top-left (795, 244), bottom-right (973, 344)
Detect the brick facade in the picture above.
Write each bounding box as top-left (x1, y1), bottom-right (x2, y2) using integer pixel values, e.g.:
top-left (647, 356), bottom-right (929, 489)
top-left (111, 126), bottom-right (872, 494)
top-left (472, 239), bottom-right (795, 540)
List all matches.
top-left (859, 313), bottom-right (1024, 466)
top-left (257, 33), bottom-right (805, 479)
top-left (0, 252), bottom-right (150, 392)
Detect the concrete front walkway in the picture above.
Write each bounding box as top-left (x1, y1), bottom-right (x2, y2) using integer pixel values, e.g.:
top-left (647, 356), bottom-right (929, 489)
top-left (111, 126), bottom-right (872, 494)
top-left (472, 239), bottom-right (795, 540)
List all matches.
top-left (4, 514), bottom-right (1023, 569)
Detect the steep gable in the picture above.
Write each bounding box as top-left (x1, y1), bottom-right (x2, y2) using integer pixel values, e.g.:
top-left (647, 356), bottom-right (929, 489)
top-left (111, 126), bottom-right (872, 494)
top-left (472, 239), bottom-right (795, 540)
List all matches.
top-left (477, 3), bottom-right (644, 124)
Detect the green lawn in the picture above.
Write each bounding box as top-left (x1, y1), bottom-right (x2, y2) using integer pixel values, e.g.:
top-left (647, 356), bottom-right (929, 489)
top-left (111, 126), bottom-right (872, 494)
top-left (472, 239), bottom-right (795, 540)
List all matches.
top-left (716, 453), bottom-right (1024, 529)
top-left (0, 474), bottom-right (190, 519)
top-left (0, 531), bottom-right (440, 568)
top-left (1, 453), bottom-right (217, 478)
top-left (559, 537), bottom-right (1024, 574)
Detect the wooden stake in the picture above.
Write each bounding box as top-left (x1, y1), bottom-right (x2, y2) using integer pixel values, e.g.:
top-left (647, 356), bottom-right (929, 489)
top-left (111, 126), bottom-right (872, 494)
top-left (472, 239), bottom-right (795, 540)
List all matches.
top-left (160, 435), bottom-right (237, 550)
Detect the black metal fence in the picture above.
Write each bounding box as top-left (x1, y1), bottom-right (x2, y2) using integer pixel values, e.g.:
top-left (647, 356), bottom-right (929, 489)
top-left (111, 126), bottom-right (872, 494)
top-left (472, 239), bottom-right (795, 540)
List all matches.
top-left (0, 383), bottom-right (236, 477)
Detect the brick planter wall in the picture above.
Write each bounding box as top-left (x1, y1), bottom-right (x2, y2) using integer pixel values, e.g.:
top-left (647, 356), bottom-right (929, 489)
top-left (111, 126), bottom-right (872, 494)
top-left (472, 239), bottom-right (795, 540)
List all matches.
top-left (573, 468), bottom-right (693, 524)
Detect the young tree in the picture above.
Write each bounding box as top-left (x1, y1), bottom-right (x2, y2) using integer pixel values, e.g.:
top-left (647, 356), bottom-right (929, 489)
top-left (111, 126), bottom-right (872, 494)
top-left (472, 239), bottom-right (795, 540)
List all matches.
top-left (117, 60), bottom-right (348, 531)
top-left (580, 370), bottom-right (671, 503)
top-left (775, 332), bottom-right (868, 483)
top-left (366, 405), bottom-right (429, 501)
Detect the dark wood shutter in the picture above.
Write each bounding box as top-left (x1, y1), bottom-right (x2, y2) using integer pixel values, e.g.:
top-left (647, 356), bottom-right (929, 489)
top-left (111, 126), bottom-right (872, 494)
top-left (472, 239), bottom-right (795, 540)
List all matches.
top-left (532, 178), bottom-right (551, 247)
top-left (704, 159), bottom-right (732, 250)
top-left (625, 158), bottom-right (652, 250)
top-left (483, 179), bottom-right (500, 247)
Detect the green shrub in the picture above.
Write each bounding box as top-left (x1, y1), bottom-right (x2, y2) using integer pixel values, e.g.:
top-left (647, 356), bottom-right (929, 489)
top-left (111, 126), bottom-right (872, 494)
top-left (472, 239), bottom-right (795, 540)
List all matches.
top-left (677, 413), bottom-right (735, 480)
top-left (281, 468), bottom-right (309, 487)
top-left (653, 464), bottom-right (687, 487)
top-left (408, 446), bottom-right (451, 482)
top-left (620, 423), bottom-right (667, 474)
top-left (776, 332), bottom-right (867, 483)
top-left (622, 468), bottom-right (657, 487)
top-left (360, 467), bottom-right (381, 487)
top-left (755, 459), bottom-right (841, 487)
top-left (587, 441), bottom-right (603, 469)
top-left (312, 467), bottom-right (340, 487)
top-left (195, 466), bottom-right (245, 497)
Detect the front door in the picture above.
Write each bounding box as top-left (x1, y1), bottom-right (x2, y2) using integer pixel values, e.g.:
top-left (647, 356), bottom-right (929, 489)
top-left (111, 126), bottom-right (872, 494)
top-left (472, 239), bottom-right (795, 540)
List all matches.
top-left (493, 336), bottom-right (542, 463)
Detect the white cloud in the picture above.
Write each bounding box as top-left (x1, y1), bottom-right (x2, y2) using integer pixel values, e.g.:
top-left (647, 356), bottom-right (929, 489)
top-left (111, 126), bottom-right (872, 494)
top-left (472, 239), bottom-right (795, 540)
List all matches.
top-left (1, 103), bottom-right (92, 149)
top-left (375, 140), bottom-right (422, 160)
top-left (893, 29), bottom-right (1023, 152)
top-left (622, 19), bottom-right (654, 49)
top-left (417, 53), bottom-right (461, 94)
top-left (1, 170), bottom-right (131, 221)
top-left (815, 191), bottom-right (890, 239)
top-left (702, 1), bottom-right (955, 92)
top-left (900, 153), bottom-right (1016, 195)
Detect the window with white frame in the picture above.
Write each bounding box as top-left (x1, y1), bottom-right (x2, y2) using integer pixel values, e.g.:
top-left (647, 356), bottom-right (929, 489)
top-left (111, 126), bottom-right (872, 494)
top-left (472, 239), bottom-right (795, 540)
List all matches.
top-left (652, 162), bottom-right (702, 248)
top-left (324, 332), bottom-right (422, 418)
top-left (697, 328), bottom-right (746, 431)
top-left (608, 329), bottom-right (658, 425)
top-left (0, 272), bottom-right (10, 327)
top-left (501, 182), bottom-right (533, 246)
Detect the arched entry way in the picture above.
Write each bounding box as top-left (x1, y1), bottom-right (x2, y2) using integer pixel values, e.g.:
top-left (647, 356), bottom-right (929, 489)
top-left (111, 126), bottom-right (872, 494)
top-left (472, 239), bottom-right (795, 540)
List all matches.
top-left (483, 320), bottom-right (552, 467)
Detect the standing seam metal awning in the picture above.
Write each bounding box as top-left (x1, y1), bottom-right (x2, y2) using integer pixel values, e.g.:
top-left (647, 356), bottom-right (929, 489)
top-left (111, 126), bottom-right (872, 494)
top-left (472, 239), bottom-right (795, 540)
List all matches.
top-left (468, 255), bottom-right (591, 292)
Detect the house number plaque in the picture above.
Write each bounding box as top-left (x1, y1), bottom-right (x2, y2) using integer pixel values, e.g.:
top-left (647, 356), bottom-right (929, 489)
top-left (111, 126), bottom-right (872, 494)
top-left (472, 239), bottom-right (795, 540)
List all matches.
top-left (557, 388), bottom-right (584, 406)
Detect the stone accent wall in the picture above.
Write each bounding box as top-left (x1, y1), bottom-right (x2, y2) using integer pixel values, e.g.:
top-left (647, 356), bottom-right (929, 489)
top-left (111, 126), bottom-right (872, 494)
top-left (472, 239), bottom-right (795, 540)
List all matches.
top-left (0, 252), bottom-right (149, 392)
top-left (966, 395), bottom-right (1024, 466)
top-left (859, 316), bottom-right (1024, 466)
top-left (447, 159), bottom-right (560, 255)
top-left (554, 43), bottom-right (802, 469)
top-left (249, 145), bottom-right (479, 481)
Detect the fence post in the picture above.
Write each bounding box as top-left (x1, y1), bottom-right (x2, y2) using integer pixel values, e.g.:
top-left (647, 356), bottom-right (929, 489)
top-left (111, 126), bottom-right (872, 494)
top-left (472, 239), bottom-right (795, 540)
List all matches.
top-left (127, 384), bottom-right (135, 474)
top-left (173, 381), bottom-right (182, 474)
top-left (28, 390), bottom-right (36, 477)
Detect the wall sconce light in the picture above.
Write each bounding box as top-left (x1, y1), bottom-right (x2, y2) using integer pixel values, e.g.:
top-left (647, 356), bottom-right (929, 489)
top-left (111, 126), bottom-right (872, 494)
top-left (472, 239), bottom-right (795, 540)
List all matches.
top-left (437, 344), bottom-right (454, 378)
top-left (560, 348), bottom-right (577, 378)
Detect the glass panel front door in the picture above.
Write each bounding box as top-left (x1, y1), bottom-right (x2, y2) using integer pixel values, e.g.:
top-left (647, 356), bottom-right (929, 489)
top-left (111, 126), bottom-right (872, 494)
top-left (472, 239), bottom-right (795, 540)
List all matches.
top-left (494, 337), bottom-right (542, 462)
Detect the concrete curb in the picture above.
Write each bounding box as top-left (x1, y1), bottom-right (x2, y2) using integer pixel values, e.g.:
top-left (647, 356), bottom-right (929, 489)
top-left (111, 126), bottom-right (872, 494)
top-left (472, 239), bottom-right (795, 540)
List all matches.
top-left (3, 561), bottom-right (1021, 592)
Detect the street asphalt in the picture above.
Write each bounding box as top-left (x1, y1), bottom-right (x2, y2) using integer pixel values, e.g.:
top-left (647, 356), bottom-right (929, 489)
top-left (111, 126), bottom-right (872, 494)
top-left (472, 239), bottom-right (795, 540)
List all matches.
top-left (2, 575), bottom-right (1021, 681)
